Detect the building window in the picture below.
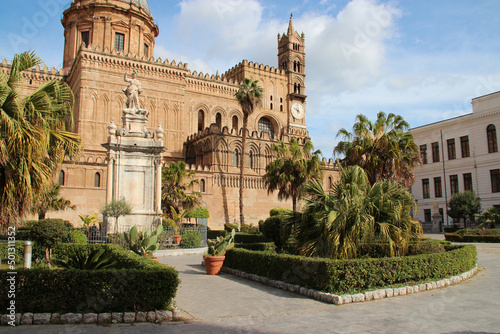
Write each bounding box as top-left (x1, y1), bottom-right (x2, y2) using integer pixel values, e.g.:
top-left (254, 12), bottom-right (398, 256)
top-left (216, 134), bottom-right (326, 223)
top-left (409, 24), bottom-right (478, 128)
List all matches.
top-left (491, 169), bottom-right (500, 193)
top-left (422, 178), bottom-right (430, 199)
top-left (463, 173), bottom-right (473, 191)
top-left (81, 31), bottom-right (90, 47)
top-left (424, 209), bottom-right (432, 223)
top-left (200, 179), bottom-right (205, 192)
top-left (447, 138), bottom-right (456, 160)
top-left (420, 144), bottom-right (427, 164)
top-left (434, 177), bottom-right (442, 198)
top-left (198, 110), bottom-right (204, 131)
top-left (487, 124), bottom-right (498, 153)
top-left (144, 43), bottom-right (149, 57)
top-left (249, 151), bottom-right (253, 168)
top-left (460, 136), bottom-right (470, 158)
top-left (280, 105), bottom-right (283, 112)
top-left (232, 115), bottom-right (238, 130)
top-left (58, 170), bottom-right (65, 186)
top-left (94, 172), bottom-right (101, 188)
top-left (431, 142), bottom-right (440, 163)
top-left (215, 113), bottom-right (222, 130)
top-left (270, 103), bottom-right (273, 110)
top-left (258, 117), bottom-right (274, 138)
top-left (450, 174), bottom-right (459, 195)
top-left (234, 149), bottom-right (239, 167)
top-left (114, 32), bottom-right (125, 52)
top-left (328, 176), bottom-right (333, 189)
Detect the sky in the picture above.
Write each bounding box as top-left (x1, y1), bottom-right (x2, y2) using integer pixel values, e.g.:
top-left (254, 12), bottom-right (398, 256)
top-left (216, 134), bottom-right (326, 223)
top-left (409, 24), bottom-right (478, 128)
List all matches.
top-left (1, 0), bottom-right (500, 157)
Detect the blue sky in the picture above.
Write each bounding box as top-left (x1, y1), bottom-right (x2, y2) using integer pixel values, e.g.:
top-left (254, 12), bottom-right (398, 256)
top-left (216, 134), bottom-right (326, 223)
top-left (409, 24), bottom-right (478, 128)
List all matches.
top-left (1, 0), bottom-right (500, 157)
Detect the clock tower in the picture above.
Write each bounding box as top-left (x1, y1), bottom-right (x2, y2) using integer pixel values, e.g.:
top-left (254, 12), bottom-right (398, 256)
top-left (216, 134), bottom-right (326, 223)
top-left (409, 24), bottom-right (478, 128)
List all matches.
top-left (278, 14), bottom-right (306, 130)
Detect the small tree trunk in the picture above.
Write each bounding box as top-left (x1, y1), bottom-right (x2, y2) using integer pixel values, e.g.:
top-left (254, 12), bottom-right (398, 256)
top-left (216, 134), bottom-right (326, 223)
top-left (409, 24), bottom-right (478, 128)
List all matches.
top-left (292, 196), bottom-right (297, 212)
top-left (38, 212), bottom-right (46, 220)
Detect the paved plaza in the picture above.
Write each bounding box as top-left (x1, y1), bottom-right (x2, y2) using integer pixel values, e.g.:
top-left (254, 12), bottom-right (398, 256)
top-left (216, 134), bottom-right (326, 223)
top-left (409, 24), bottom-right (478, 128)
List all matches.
top-left (2, 236), bottom-right (500, 333)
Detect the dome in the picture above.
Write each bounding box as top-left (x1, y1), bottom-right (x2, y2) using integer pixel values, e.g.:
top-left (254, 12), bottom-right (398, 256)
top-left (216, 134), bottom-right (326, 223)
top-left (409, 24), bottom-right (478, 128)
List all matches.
top-left (71, 0), bottom-right (151, 15)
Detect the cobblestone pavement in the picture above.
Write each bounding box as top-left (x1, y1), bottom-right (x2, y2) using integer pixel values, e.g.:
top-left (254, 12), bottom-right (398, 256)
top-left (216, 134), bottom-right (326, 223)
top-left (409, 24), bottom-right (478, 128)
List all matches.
top-left (2, 235), bottom-right (499, 333)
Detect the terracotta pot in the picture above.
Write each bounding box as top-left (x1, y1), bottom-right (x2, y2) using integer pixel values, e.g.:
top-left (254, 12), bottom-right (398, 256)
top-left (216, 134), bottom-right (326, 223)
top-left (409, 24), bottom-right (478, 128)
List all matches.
top-left (151, 257), bottom-right (159, 262)
top-left (204, 256), bottom-right (225, 275)
top-left (174, 235), bottom-right (182, 244)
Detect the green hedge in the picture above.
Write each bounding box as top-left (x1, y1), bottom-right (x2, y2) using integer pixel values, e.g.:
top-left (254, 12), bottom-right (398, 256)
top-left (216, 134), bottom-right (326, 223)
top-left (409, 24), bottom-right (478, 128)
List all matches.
top-left (455, 228), bottom-right (500, 236)
top-left (0, 244), bottom-right (179, 313)
top-left (207, 230), bottom-right (227, 239)
top-left (234, 233), bottom-right (270, 243)
top-left (224, 245), bottom-right (476, 294)
top-left (445, 233), bottom-right (500, 243)
top-left (0, 242), bottom-right (45, 264)
top-left (235, 242), bottom-right (277, 252)
top-left (358, 239), bottom-right (449, 258)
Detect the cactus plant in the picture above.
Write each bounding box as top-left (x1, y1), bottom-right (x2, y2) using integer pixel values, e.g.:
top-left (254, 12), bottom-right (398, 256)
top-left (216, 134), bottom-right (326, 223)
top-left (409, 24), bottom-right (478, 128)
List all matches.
top-left (123, 225), bottom-right (163, 258)
top-left (206, 229), bottom-right (235, 256)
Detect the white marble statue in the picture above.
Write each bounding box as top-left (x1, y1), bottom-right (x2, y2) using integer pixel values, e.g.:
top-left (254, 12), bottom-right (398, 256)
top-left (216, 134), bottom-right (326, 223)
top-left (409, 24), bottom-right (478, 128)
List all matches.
top-left (123, 71), bottom-right (142, 111)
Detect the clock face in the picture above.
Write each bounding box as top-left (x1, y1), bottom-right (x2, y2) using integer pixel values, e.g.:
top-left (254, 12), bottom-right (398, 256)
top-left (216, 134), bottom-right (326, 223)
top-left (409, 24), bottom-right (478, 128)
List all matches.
top-left (291, 102), bottom-right (305, 120)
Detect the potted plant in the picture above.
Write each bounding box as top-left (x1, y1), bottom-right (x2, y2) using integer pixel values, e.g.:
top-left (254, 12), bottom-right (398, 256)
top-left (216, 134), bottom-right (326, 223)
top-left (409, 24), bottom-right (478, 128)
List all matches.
top-left (204, 229), bottom-right (235, 275)
top-left (170, 206), bottom-right (187, 244)
top-left (123, 224), bottom-right (163, 261)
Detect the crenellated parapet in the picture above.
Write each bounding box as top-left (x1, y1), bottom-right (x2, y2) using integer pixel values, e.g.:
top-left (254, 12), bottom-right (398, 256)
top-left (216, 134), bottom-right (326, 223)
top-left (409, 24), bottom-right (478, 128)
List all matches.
top-left (321, 157), bottom-right (339, 170)
top-left (222, 59), bottom-right (285, 82)
top-left (0, 58), bottom-right (65, 80)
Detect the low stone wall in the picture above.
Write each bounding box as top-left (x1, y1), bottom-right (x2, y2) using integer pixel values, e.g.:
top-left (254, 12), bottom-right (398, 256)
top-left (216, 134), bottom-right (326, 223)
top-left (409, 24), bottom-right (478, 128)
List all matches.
top-left (222, 265), bottom-right (479, 305)
top-left (1, 310), bottom-right (180, 326)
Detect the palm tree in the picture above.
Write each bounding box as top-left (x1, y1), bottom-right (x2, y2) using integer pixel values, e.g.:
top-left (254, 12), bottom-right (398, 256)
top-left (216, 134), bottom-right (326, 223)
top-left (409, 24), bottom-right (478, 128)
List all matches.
top-left (161, 161), bottom-right (201, 217)
top-left (334, 112), bottom-right (420, 185)
top-left (0, 51), bottom-right (81, 231)
top-left (292, 166), bottom-right (422, 259)
top-left (235, 78), bottom-right (263, 227)
top-left (31, 182), bottom-right (76, 220)
top-left (263, 138), bottom-right (324, 212)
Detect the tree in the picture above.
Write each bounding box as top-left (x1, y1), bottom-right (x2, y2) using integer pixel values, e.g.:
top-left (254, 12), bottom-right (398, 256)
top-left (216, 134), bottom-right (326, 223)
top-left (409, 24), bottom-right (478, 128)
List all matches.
top-left (475, 207), bottom-right (500, 228)
top-left (0, 51), bottom-right (81, 232)
top-left (448, 191), bottom-right (481, 228)
top-left (263, 138), bottom-right (324, 212)
top-left (100, 197), bottom-right (132, 233)
top-left (30, 219), bottom-right (68, 267)
top-left (161, 161), bottom-right (201, 218)
top-left (291, 166), bottom-right (422, 259)
top-left (334, 112), bottom-right (419, 185)
top-left (235, 78), bottom-right (263, 227)
top-left (31, 182), bottom-right (76, 220)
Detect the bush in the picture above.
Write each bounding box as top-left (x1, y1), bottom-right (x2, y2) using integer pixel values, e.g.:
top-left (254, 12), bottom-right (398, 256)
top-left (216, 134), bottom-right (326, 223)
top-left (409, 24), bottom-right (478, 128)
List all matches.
top-left (67, 230), bottom-right (88, 244)
top-left (455, 228), bottom-right (500, 236)
top-left (185, 207), bottom-right (209, 219)
top-left (445, 233), bottom-right (500, 243)
top-left (208, 230), bottom-right (227, 239)
top-left (234, 233), bottom-right (269, 244)
top-left (224, 223), bottom-right (238, 231)
top-left (224, 245), bottom-right (476, 295)
top-left (30, 219), bottom-right (68, 263)
top-left (240, 224), bottom-right (260, 234)
top-left (181, 230), bottom-right (201, 248)
top-left (235, 242), bottom-right (276, 252)
top-left (270, 208), bottom-right (292, 217)
top-left (107, 233), bottom-right (126, 246)
top-left (260, 215), bottom-right (291, 252)
top-left (0, 243), bottom-right (180, 313)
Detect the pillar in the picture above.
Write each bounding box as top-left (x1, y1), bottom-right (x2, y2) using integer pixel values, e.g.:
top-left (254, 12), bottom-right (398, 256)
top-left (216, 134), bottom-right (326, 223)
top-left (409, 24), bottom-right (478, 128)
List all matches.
top-left (106, 157), bottom-right (114, 203)
top-left (155, 159), bottom-right (162, 213)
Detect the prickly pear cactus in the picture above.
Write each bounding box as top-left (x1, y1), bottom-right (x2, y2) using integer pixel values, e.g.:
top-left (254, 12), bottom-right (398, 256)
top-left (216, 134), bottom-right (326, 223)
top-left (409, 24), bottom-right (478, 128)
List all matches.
top-left (207, 229), bottom-right (235, 256)
top-left (123, 224), bottom-right (163, 257)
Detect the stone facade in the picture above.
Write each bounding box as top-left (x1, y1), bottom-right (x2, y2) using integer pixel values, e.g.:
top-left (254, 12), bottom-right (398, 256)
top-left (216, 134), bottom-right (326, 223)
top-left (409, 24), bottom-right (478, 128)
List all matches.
top-left (411, 91), bottom-right (500, 226)
top-left (0, 0), bottom-right (339, 229)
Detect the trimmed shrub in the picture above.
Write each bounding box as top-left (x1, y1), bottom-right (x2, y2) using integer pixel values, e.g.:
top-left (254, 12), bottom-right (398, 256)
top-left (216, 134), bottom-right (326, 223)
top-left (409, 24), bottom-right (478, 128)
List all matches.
top-left (181, 230), bottom-right (201, 248)
top-left (240, 224), bottom-right (260, 234)
top-left (0, 243), bottom-right (179, 313)
top-left (208, 230), bottom-right (227, 239)
top-left (107, 233), bottom-right (126, 246)
top-left (30, 219), bottom-right (68, 263)
top-left (445, 233), bottom-right (500, 243)
top-left (455, 228), bottom-right (500, 236)
top-left (224, 223), bottom-right (238, 231)
top-left (234, 233), bottom-right (269, 244)
top-left (270, 208), bottom-right (292, 217)
top-left (235, 242), bottom-right (276, 252)
top-left (224, 245), bottom-right (476, 294)
top-left (67, 230), bottom-right (88, 244)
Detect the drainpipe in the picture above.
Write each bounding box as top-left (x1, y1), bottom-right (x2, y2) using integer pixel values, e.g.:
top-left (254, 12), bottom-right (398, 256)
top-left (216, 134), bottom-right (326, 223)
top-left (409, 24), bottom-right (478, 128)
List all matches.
top-left (440, 130), bottom-right (449, 226)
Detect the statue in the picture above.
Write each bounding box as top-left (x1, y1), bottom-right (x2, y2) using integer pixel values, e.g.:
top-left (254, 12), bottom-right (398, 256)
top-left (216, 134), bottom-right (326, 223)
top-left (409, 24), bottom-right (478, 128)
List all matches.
top-left (123, 71), bottom-right (142, 111)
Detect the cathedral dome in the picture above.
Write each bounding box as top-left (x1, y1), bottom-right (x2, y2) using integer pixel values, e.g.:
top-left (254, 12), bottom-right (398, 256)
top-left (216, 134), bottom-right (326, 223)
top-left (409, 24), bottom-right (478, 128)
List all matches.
top-left (71, 0), bottom-right (151, 15)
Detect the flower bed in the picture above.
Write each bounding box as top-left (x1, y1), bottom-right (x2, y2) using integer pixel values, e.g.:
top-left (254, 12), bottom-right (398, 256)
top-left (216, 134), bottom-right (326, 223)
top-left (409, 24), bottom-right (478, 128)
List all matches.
top-left (0, 244), bottom-right (179, 313)
top-left (224, 244), bottom-right (476, 295)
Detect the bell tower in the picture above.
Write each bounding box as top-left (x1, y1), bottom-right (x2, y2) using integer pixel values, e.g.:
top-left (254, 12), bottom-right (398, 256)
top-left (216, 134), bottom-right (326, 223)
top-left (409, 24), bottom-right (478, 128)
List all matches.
top-left (278, 14), bottom-right (307, 129)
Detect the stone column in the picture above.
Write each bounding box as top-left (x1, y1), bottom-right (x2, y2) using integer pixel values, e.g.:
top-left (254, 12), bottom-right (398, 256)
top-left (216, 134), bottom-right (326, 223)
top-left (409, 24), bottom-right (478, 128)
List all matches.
top-left (155, 159), bottom-right (162, 213)
top-left (106, 157), bottom-right (114, 203)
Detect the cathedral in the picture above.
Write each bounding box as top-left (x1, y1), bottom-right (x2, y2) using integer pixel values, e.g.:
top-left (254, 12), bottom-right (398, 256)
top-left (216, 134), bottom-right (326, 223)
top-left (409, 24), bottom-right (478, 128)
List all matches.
top-left (1, 0), bottom-right (337, 228)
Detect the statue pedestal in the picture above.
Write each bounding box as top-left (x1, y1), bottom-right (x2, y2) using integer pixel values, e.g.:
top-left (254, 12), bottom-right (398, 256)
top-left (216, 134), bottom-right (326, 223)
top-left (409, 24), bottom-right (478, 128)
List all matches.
top-left (102, 110), bottom-right (165, 232)
top-left (431, 213), bottom-right (443, 233)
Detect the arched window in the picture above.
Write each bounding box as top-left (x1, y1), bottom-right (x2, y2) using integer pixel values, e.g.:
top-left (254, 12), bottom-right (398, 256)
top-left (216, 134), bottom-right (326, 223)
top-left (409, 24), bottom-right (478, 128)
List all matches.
top-left (215, 113), bottom-right (222, 130)
top-left (232, 115), bottom-right (238, 130)
top-left (200, 179), bottom-right (205, 192)
top-left (198, 109), bottom-right (204, 131)
top-left (94, 172), bottom-right (101, 187)
top-left (234, 149), bottom-right (239, 167)
top-left (58, 170), bottom-right (65, 186)
top-left (258, 117), bottom-right (274, 138)
top-left (328, 176), bottom-right (333, 189)
top-left (487, 124), bottom-right (498, 153)
top-left (270, 103), bottom-right (273, 110)
top-left (249, 151), bottom-right (253, 169)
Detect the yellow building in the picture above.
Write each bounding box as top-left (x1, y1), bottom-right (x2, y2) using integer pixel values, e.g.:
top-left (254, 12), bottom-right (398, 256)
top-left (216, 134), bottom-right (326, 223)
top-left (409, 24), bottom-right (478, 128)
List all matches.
top-left (1, 0), bottom-right (338, 228)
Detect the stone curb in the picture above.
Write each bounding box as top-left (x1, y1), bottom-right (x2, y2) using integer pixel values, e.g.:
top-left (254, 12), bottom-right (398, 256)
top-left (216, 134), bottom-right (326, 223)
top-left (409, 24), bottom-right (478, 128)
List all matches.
top-left (222, 265), bottom-right (478, 305)
top-left (0, 310), bottom-right (178, 326)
